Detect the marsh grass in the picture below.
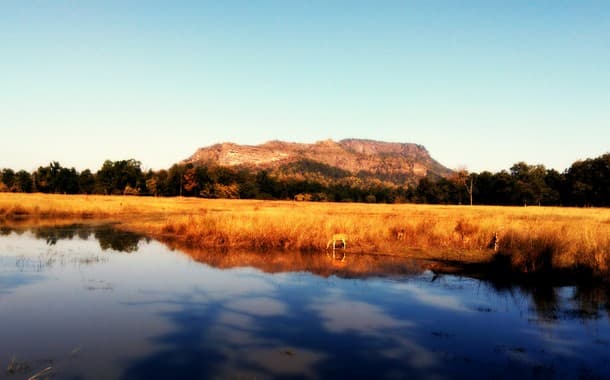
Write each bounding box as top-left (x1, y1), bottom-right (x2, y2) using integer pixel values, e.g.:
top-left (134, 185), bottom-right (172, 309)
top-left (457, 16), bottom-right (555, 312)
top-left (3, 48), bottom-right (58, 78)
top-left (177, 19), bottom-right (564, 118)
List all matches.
top-left (1, 193), bottom-right (609, 276)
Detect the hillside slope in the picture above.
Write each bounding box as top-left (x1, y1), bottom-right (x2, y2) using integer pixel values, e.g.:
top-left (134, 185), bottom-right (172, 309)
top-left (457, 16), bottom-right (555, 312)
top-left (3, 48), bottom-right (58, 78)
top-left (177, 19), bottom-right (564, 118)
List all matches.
top-left (183, 139), bottom-right (452, 186)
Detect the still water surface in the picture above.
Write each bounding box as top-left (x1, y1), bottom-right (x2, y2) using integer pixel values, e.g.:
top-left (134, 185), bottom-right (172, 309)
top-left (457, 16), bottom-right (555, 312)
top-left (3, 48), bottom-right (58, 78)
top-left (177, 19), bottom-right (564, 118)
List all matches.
top-left (1, 225), bottom-right (609, 379)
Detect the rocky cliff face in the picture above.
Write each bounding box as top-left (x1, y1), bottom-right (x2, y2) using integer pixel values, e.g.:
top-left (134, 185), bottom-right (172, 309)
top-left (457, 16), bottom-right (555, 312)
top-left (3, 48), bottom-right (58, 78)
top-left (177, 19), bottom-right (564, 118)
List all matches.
top-left (183, 139), bottom-right (452, 185)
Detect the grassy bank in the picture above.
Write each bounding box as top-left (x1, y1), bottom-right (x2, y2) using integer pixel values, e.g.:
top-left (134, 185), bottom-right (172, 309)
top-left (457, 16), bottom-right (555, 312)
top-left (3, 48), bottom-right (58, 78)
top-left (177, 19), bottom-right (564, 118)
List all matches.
top-left (1, 193), bottom-right (609, 277)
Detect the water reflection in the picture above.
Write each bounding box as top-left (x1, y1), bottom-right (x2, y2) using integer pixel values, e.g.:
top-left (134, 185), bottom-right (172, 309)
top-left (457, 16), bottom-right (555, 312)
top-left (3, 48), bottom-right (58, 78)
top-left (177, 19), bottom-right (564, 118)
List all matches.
top-left (0, 226), bottom-right (609, 379)
top-left (119, 284), bottom-right (442, 379)
top-left (5, 224), bottom-right (146, 253)
top-left (163, 239), bottom-right (425, 280)
top-left (481, 281), bottom-right (610, 324)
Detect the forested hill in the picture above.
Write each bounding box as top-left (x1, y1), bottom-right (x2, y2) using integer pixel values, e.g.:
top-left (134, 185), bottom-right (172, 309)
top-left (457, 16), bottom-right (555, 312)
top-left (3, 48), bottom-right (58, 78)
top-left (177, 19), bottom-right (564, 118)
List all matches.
top-left (183, 139), bottom-right (452, 187)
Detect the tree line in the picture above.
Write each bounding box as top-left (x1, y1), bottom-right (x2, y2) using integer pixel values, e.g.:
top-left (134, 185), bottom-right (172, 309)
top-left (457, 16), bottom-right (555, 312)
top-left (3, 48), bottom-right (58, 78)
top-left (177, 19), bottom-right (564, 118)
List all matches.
top-left (1, 153), bottom-right (608, 207)
top-left (415, 155), bottom-right (609, 207)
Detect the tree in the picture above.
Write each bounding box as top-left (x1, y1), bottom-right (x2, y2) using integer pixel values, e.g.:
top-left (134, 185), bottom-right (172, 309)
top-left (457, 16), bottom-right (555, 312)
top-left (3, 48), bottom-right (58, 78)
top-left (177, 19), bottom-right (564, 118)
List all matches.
top-left (146, 177), bottom-right (160, 196)
top-left (33, 165), bottom-right (53, 193)
top-left (1, 169), bottom-right (16, 191)
top-left (510, 162), bottom-right (551, 206)
top-left (452, 168), bottom-right (474, 205)
top-left (79, 169), bottom-right (96, 194)
top-left (32, 162), bottom-right (78, 193)
top-left (56, 167), bottom-right (80, 194)
top-left (566, 153), bottom-right (610, 206)
top-left (256, 170), bottom-right (277, 199)
top-left (182, 164), bottom-right (199, 196)
top-left (96, 159), bottom-right (143, 195)
top-left (14, 170), bottom-right (33, 193)
top-left (166, 164), bottom-right (186, 196)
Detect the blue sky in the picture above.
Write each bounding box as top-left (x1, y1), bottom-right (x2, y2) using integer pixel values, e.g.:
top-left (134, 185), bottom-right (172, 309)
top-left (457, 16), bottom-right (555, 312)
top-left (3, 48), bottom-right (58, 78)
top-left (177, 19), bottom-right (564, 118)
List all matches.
top-left (1, 1), bottom-right (608, 173)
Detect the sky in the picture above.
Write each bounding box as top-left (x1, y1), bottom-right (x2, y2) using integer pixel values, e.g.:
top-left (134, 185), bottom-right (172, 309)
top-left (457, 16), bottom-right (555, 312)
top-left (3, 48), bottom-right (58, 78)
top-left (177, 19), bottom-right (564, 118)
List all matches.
top-left (1, 1), bottom-right (609, 173)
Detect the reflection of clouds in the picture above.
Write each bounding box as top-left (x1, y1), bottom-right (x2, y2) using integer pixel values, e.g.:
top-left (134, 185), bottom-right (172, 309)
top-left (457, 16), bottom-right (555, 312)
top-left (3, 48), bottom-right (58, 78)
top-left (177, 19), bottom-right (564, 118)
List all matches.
top-left (212, 310), bottom-right (257, 346)
top-left (392, 283), bottom-right (471, 313)
top-left (385, 337), bottom-right (439, 370)
top-left (210, 310), bottom-right (326, 379)
top-left (226, 296), bottom-right (288, 317)
top-left (523, 329), bottom-right (579, 357)
top-left (310, 290), bottom-right (441, 375)
top-left (503, 348), bottom-right (537, 366)
top-left (247, 347), bottom-right (326, 378)
top-left (211, 344), bottom-right (327, 380)
top-left (312, 296), bottom-right (442, 372)
top-left (157, 267), bottom-right (277, 303)
top-left (217, 310), bottom-right (254, 328)
top-left (15, 228), bottom-right (607, 380)
top-left (311, 298), bottom-right (413, 334)
top-left (210, 324), bottom-right (258, 346)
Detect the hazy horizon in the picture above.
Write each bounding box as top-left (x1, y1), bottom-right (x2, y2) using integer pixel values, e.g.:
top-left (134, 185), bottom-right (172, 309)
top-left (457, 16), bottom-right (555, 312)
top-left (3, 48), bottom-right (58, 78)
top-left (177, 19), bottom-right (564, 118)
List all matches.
top-left (2, 2), bottom-right (609, 173)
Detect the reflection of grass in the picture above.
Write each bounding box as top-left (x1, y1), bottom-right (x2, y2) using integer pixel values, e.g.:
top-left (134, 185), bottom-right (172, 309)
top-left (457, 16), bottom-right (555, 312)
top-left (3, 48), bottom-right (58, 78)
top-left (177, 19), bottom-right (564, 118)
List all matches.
top-left (162, 239), bottom-right (424, 279)
top-left (6, 355), bottom-right (29, 375)
top-left (1, 193), bottom-right (610, 276)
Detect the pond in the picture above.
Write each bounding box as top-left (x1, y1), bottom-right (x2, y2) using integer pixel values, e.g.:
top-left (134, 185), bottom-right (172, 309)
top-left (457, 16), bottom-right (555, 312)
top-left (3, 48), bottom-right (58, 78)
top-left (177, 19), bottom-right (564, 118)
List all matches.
top-left (1, 225), bottom-right (609, 379)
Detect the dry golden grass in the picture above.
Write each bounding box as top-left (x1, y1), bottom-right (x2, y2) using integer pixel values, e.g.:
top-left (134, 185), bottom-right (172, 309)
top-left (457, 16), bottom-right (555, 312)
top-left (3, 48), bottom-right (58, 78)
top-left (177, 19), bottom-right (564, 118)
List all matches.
top-left (1, 193), bottom-right (609, 275)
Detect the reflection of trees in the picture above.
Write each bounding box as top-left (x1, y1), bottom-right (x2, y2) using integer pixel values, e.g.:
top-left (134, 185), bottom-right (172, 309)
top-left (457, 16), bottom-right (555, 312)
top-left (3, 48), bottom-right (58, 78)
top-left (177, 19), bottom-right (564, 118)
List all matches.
top-left (526, 283), bottom-right (610, 322)
top-left (487, 281), bottom-right (610, 323)
top-left (572, 284), bottom-right (610, 320)
top-left (94, 226), bottom-right (143, 253)
top-left (446, 255), bottom-right (610, 323)
top-left (529, 286), bottom-right (559, 320)
top-left (33, 226), bottom-right (83, 245)
top-left (2, 225), bottom-right (144, 253)
top-left (77, 227), bottom-right (91, 240)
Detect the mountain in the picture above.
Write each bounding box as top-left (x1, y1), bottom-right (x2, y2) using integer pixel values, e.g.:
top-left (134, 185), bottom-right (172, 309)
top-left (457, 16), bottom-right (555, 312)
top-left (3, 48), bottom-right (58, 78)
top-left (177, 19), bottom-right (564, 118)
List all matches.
top-left (183, 139), bottom-right (452, 187)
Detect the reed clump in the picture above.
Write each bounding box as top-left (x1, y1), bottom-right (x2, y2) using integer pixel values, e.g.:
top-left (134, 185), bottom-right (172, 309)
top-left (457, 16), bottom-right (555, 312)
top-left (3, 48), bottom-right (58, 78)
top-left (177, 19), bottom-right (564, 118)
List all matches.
top-left (1, 193), bottom-right (609, 276)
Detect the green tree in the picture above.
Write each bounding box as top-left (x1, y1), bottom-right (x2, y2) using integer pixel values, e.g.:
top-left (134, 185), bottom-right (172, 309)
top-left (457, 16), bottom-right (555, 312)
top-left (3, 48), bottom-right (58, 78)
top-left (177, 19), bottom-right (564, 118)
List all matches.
top-left (1, 169), bottom-right (16, 191)
top-left (57, 167), bottom-right (80, 194)
top-left (166, 164), bottom-right (186, 196)
top-left (14, 170), bottom-right (33, 193)
top-left (566, 153), bottom-right (610, 206)
top-left (79, 169), bottom-right (96, 194)
top-left (510, 162), bottom-right (550, 206)
top-left (96, 159), bottom-right (143, 195)
top-left (32, 162), bottom-right (78, 193)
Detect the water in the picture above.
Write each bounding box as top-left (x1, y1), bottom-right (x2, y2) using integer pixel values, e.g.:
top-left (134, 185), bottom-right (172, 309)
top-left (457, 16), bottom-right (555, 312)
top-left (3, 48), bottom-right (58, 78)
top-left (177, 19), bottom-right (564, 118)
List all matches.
top-left (1, 225), bottom-right (609, 380)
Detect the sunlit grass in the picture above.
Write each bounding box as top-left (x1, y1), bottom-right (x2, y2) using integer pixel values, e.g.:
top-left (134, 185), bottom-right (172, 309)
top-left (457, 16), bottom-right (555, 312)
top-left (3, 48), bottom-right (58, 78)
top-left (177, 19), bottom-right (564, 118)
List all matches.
top-left (1, 193), bottom-right (609, 275)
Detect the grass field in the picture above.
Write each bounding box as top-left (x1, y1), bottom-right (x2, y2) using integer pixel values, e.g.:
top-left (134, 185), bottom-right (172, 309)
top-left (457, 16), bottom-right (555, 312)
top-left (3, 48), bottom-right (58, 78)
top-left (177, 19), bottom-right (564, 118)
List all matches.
top-left (1, 193), bottom-right (609, 277)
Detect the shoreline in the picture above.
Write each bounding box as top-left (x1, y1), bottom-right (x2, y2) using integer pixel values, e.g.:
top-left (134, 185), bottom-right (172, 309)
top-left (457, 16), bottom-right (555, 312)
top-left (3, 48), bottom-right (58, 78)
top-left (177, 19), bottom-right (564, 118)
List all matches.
top-left (1, 193), bottom-right (609, 281)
